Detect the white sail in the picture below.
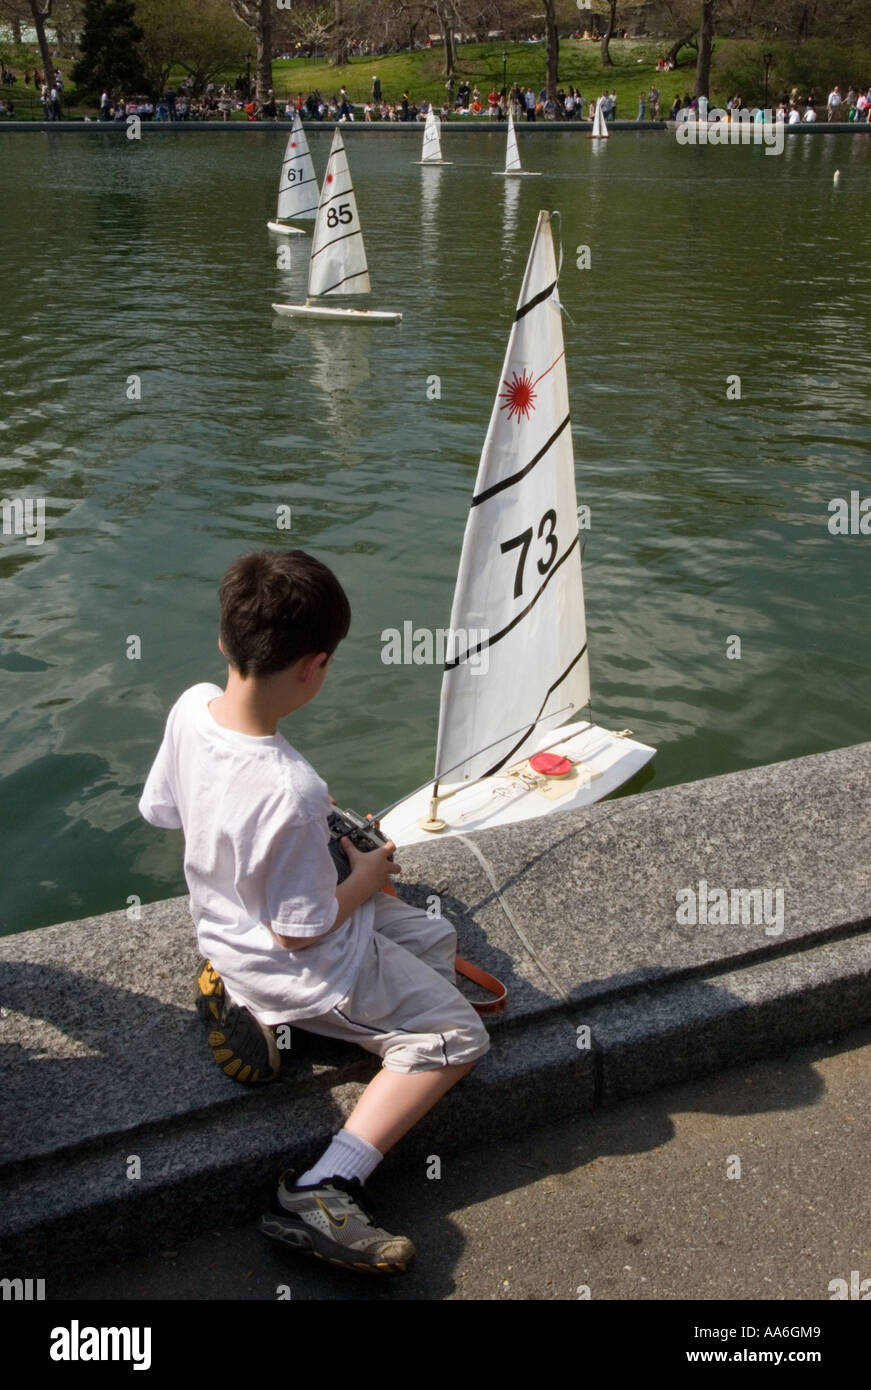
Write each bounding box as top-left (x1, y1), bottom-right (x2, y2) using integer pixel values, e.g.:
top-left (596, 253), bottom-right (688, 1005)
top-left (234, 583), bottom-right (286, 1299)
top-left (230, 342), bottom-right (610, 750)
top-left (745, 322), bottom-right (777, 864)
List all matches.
top-left (505, 110), bottom-right (522, 171)
top-left (421, 106), bottom-right (444, 163)
top-left (276, 111), bottom-right (319, 221)
top-left (307, 128), bottom-right (371, 298)
top-left (591, 97), bottom-right (609, 138)
top-left (433, 210), bottom-right (590, 785)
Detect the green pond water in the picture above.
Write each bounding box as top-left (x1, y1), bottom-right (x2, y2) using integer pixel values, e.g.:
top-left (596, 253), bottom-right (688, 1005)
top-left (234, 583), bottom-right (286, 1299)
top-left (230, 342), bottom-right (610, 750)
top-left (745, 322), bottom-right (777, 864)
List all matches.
top-left (1, 128), bottom-right (869, 936)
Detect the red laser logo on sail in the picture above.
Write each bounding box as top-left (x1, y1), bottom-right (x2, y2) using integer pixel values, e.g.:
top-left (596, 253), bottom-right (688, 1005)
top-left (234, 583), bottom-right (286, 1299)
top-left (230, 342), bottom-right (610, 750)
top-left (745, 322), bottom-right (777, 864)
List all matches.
top-left (499, 369), bottom-right (536, 423)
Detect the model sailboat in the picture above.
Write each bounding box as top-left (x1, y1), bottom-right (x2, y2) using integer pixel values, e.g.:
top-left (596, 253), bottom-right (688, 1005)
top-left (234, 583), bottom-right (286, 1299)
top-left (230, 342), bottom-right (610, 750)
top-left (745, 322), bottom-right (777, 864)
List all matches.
top-left (416, 106), bottom-right (452, 165)
top-left (267, 112), bottom-right (319, 234)
top-left (380, 211), bottom-right (654, 847)
top-left (588, 97), bottom-right (609, 138)
top-left (493, 110), bottom-right (541, 176)
top-left (272, 128), bottom-right (401, 324)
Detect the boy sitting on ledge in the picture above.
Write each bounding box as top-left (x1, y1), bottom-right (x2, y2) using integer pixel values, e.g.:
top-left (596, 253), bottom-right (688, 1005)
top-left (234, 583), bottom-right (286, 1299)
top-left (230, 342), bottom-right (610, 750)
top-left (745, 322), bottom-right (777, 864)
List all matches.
top-left (139, 548), bottom-right (490, 1273)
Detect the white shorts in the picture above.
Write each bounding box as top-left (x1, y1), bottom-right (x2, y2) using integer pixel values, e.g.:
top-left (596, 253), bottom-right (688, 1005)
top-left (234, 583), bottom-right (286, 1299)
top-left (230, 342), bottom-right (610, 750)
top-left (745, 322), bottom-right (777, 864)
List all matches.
top-left (291, 892), bottom-right (491, 1074)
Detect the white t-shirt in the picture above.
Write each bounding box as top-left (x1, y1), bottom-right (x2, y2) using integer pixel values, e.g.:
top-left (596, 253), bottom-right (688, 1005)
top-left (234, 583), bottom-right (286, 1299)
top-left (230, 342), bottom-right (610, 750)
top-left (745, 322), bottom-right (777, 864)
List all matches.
top-left (139, 683), bottom-right (374, 1024)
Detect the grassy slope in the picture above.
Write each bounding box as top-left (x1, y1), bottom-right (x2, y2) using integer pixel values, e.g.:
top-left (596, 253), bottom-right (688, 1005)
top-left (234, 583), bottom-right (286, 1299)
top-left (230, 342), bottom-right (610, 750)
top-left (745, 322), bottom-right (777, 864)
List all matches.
top-left (0, 37), bottom-right (848, 121)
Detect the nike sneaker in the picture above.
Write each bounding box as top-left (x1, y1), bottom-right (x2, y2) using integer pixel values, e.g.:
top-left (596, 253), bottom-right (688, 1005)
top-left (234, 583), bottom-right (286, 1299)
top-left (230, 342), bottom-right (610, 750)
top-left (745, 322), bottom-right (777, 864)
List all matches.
top-left (195, 960), bottom-right (281, 1084)
top-left (259, 1173), bottom-right (414, 1274)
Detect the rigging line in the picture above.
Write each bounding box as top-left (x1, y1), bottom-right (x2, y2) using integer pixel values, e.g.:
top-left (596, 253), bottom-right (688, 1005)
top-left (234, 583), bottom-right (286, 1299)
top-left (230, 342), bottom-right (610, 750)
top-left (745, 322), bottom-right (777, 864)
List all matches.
top-left (531, 349), bottom-right (566, 390)
top-left (549, 209), bottom-right (576, 326)
top-left (481, 643), bottom-right (589, 777)
top-left (456, 833), bottom-right (571, 1002)
top-left (374, 704), bottom-right (575, 819)
top-left (444, 533), bottom-right (580, 668)
top-left (471, 414), bottom-right (570, 507)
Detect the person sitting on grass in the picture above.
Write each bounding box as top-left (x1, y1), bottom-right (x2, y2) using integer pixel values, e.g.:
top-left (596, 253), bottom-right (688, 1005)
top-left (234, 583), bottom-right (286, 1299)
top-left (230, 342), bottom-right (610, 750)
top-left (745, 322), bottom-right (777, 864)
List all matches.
top-left (139, 548), bottom-right (490, 1274)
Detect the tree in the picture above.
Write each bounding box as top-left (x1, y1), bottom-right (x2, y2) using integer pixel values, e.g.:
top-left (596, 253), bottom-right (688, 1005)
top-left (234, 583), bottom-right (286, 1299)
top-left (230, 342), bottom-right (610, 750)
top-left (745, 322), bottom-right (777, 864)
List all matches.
top-left (0, 0), bottom-right (30, 45)
top-left (27, 0), bottom-right (58, 91)
top-left (600, 0), bottom-right (617, 67)
top-left (134, 0), bottom-right (247, 97)
top-left (71, 0), bottom-right (147, 97)
top-left (228, 0), bottom-right (272, 101)
top-left (430, 0), bottom-right (457, 81)
top-left (694, 0), bottom-right (716, 98)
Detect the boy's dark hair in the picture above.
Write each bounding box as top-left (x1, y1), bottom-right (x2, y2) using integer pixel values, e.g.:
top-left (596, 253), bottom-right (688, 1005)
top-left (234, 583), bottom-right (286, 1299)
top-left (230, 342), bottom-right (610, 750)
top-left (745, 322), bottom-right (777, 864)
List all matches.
top-left (219, 549), bottom-right (351, 677)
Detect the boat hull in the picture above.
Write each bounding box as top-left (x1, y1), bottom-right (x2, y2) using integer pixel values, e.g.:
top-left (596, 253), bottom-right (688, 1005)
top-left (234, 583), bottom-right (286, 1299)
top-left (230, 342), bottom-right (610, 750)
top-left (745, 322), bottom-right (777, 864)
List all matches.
top-left (492, 170), bottom-right (542, 176)
top-left (380, 721), bottom-right (655, 847)
top-left (416, 160), bottom-right (453, 166)
top-left (267, 220), bottom-right (307, 235)
top-left (272, 302), bottom-right (402, 323)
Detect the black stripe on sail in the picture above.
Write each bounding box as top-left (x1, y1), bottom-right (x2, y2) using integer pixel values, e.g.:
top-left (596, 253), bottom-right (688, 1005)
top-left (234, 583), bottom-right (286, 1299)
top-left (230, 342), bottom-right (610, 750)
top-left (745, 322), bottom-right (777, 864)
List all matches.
top-left (514, 279), bottom-right (557, 323)
top-left (472, 414), bottom-right (571, 508)
top-left (310, 227), bottom-right (360, 260)
top-left (479, 643), bottom-right (589, 777)
top-left (319, 269), bottom-right (369, 295)
top-left (282, 173), bottom-right (318, 188)
top-left (319, 186), bottom-right (354, 208)
top-left (444, 533), bottom-right (580, 669)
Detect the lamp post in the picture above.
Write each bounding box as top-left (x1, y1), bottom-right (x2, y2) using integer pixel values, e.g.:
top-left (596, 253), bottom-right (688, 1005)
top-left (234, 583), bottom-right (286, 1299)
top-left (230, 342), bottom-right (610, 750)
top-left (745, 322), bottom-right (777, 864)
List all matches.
top-left (246, 52), bottom-right (251, 99)
top-left (763, 52), bottom-right (773, 111)
top-left (502, 50), bottom-right (507, 98)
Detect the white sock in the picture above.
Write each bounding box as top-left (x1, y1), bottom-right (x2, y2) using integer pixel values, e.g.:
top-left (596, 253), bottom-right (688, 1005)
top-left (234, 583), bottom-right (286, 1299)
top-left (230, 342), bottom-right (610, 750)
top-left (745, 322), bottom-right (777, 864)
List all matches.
top-left (297, 1128), bottom-right (383, 1187)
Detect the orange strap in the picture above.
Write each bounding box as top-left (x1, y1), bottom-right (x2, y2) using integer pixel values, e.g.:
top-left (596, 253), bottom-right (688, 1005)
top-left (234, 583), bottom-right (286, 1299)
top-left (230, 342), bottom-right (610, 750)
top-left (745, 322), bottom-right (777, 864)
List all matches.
top-left (454, 954), bottom-right (508, 1014)
top-left (381, 882), bottom-right (507, 1014)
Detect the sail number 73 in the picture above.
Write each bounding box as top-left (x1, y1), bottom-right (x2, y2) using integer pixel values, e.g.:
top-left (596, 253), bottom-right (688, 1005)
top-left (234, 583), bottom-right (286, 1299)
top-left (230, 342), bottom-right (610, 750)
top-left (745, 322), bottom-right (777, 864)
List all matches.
top-left (326, 204), bottom-right (354, 227)
top-left (500, 510), bottom-right (558, 599)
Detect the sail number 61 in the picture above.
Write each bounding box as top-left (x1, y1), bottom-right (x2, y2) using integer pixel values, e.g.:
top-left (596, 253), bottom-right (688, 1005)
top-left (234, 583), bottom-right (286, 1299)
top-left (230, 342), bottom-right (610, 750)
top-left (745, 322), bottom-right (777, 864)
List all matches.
top-left (326, 204), bottom-right (354, 227)
top-left (500, 510), bottom-right (558, 599)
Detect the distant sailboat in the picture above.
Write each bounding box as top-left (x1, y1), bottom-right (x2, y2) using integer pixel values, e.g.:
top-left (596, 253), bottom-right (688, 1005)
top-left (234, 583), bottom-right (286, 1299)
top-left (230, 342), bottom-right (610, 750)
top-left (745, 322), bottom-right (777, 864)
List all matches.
top-left (267, 112), bottom-right (319, 234)
top-left (493, 110), bottom-right (541, 176)
top-left (416, 105), bottom-right (452, 165)
top-left (588, 97), bottom-right (609, 139)
top-left (272, 128), bottom-right (401, 324)
top-left (380, 211), bottom-right (653, 846)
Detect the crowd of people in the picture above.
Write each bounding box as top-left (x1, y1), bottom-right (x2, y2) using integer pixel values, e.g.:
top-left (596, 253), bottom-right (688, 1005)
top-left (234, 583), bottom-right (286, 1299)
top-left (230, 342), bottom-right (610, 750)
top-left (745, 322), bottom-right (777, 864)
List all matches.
top-left (5, 55), bottom-right (870, 128)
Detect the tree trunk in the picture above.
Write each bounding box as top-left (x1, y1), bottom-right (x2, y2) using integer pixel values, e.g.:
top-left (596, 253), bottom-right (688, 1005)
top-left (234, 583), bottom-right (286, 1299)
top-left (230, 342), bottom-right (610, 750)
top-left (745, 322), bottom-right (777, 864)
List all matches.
top-left (332, 0), bottom-right (348, 66)
top-left (12, 16), bottom-right (22, 43)
top-left (693, 0), bottom-right (716, 100)
top-left (433, 2), bottom-right (455, 81)
top-left (255, 1), bottom-right (272, 101)
top-left (230, 0), bottom-right (273, 103)
top-left (544, 0), bottom-right (558, 99)
top-left (601, 0), bottom-right (617, 67)
top-left (28, 0), bottom-right (56, 104)
top-left (667, 34), bottom-right (693, 66)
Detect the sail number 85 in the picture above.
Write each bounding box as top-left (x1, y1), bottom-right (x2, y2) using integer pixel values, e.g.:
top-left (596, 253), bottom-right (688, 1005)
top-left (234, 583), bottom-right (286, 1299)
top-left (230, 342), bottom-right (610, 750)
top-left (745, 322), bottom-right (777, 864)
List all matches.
top-left (326, 203), bottom-right (354, 227)
top-left (500, 510), bottom-right (557, 599)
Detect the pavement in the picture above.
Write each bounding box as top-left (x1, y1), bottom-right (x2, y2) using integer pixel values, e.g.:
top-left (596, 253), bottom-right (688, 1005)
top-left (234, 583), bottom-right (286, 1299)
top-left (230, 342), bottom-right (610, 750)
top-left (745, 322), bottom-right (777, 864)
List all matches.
top-left (43, 1021), bottom-right (871, 1302)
